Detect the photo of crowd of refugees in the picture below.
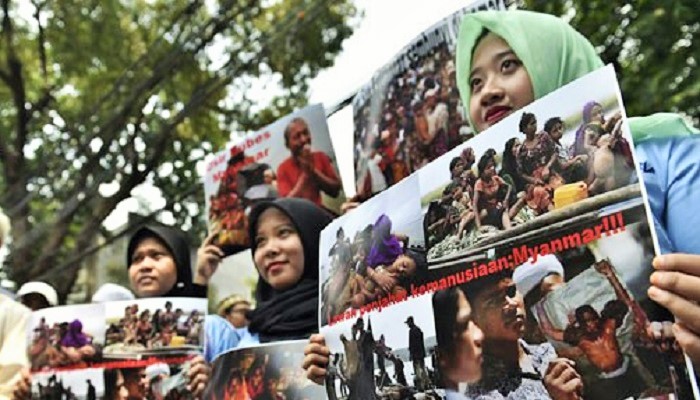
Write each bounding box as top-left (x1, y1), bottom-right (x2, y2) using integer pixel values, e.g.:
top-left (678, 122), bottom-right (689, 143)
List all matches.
top-left (353, 38), bottom-right (474, 198)
top-left (422, 99), bottom-right (635, 261)
top-left (205, 105), bottom-right (343, 255)
top-left (32, 368), bottom-right (104, 400)
top-left (28, 304), bottom-right (105, 371)
top-left (104, 299), bottom-right (205, 355)
top-left (320, 177), bottom-right (427, 325)
top-left (203, 341), bottom-right (324, 400)
top-left (322, 295), bottom-right (442, 400)
top-left (430, 210), bottom-right (695, 400)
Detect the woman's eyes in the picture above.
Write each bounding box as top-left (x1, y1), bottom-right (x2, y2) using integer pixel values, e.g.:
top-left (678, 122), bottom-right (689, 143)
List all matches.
top-left (255, 227), bottom-right (295, 246)
top-left (469, 77), bottom-right (483, 93)
top-left (470, 58), bottom-right (522, 94)
top-left (501, 58), bottom-right (522, 72)
top-left (278, 227), bottom-right (293, 237)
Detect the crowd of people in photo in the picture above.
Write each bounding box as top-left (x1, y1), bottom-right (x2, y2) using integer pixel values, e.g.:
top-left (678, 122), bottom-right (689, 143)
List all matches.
top-left (105, 302), bottom-right (203, 351)
top-left (324, 316), bottom-right (440, 400)
top-left (354, 42), bottom-right (473, 198)
top-left (34, 375), bottom-right (96, 400)
top-left (29, 318), bottom-right (99, 371)
top-left (320, 215), bottom-right (427, 325)
top-left (425, 104), bottom-right (635, 258)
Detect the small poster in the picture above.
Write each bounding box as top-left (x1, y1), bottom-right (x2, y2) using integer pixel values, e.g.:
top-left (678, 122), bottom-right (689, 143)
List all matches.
top-left (27, 297), bottom-right (207, 400)
top-left (203, 104), bottom-right (345, 256)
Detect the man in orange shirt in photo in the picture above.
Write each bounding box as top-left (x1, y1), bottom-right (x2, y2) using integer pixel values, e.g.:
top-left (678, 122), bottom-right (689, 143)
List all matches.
top-left (276, 117), bottom-right (341, 206)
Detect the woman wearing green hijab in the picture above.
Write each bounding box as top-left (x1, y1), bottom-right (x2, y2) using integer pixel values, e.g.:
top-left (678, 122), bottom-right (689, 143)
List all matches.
top-left (455, 6), bottom-right (700, 379)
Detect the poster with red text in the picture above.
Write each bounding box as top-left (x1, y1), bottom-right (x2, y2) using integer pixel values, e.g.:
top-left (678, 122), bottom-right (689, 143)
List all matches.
top-left (27, 297), bottom-right (206, 400)
top-left (322, 66), bottom-right (699, 400)
top-left (202, 104), bottom-right (345, 256)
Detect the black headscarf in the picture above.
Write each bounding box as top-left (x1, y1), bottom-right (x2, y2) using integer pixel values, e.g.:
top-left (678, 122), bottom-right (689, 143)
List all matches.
top-left (126, 225), bottom-right (207, 298)
top-left (245, 198), bottom-right (333, 343)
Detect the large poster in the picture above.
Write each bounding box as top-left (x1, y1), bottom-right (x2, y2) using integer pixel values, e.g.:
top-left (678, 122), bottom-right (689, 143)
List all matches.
top-left (322, 66), bottom-right (698, 400)
top-left (203, 104), bottom-right (345, 256)
top-left (352, 0), bottom-right (506, 198)
top-left (27, 297), bottom-right (206, 400)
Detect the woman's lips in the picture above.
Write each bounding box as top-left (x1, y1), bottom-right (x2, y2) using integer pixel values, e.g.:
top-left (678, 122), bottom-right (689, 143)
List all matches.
top-left (266, 261), bottom-right (287, 275)
top-left (137, 276), bottom-right (156, 285)
top-left (484, 106), bottom-right (513, 126)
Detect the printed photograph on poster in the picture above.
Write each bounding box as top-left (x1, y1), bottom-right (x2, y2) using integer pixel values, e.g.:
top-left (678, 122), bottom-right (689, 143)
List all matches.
top-left (352, 0), bottom-right (506, 199)
top-left (103, 297), bottom-right (206, 356)
top-left (31, 360), bottom-right (201, 400)
top-left (32, 368), bottom-right (105, 400)
top-left (430, 201), bottom-right (696, 400)
top-left (527, 218), bottom-right (693, 399)
top-left (321, 294), bottom-right (442, 400)
top-left (28, 303), bottom-right (106, 372)
top-left (203, 340), bottom-right (326, 400)
top-left (420, 66), bottom-right (637, 264)
top-left (319, 175), bottom-right (427, 326)
top-left (203, 104), bottom-right (345, 256)
top-left (104, 359), bottom-right (199, 400)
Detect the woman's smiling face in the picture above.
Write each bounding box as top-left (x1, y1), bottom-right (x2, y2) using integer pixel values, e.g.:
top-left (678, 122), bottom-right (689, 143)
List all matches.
top-left (468, 33), bottom-right (535, 132)
top-left (253, 207), bottom-right (305, 291)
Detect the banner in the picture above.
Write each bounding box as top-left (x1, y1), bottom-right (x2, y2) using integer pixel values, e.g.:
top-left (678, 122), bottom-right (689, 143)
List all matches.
top-left (203, 104), bottom-right (345, 256)
top-left (27, 297), bottom-right (206, 400)
top-left (322, 66), bottom-right (698, 400)
top-left (351, 0), bottom-right (506, 198)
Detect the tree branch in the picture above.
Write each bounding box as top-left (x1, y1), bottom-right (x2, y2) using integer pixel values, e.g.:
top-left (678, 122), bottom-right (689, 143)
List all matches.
top-left (30, 0), bottom-right (49, 86)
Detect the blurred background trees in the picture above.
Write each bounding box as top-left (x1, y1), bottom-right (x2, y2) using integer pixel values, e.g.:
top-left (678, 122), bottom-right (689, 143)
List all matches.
top-left (525, 0), bottom-right (699, 125)
top-left (0, 0), bottom-right (357, 300)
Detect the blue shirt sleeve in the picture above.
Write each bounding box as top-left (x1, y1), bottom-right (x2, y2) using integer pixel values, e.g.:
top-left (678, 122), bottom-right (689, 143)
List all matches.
top-left (636, 136), bottom-right (700, 254)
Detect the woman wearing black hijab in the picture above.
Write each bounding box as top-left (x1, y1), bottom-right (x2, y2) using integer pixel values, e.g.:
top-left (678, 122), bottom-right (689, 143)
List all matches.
top-left (126, 224), bottom-right (212, 397)
top-left (127, 224), bottom-right (209, 298)
top-left (237, 197), bottom-right (333, 346)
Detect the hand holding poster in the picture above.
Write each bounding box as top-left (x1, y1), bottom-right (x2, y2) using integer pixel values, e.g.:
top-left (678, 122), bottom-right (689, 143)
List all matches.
top-left (320, 66), bottom-right (699, 400)
top-left (203, 104), bottom-right (344, 256)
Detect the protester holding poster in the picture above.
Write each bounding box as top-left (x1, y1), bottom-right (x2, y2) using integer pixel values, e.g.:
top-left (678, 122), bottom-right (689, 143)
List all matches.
top-left (305, 7), bottom-right (700, 397)
top-left (201, 198), bottom-right (332, 400)
top-left (238, 197), bottom-right (333, 346)
top-left (453, 8), bottom-right (700, 373)
top-left (127, 225), bottom-right (208, 299)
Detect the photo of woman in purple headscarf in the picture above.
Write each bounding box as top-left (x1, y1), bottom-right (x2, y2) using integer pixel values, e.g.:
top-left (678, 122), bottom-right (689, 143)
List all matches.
top-left (322, 213), bottom-right (428, 325)
top-left (28, 303), bottom-right (104, 371)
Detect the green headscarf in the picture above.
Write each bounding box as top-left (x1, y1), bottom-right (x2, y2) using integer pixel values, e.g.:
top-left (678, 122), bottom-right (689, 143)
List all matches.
top-left (455, 10), bottom-right (698, 141)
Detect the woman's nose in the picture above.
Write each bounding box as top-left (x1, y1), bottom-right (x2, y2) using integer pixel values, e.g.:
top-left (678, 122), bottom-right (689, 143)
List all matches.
top-left (479, 76), bottom-right (505, 105)
top-left (260, 238), bottom-right (280, 256)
